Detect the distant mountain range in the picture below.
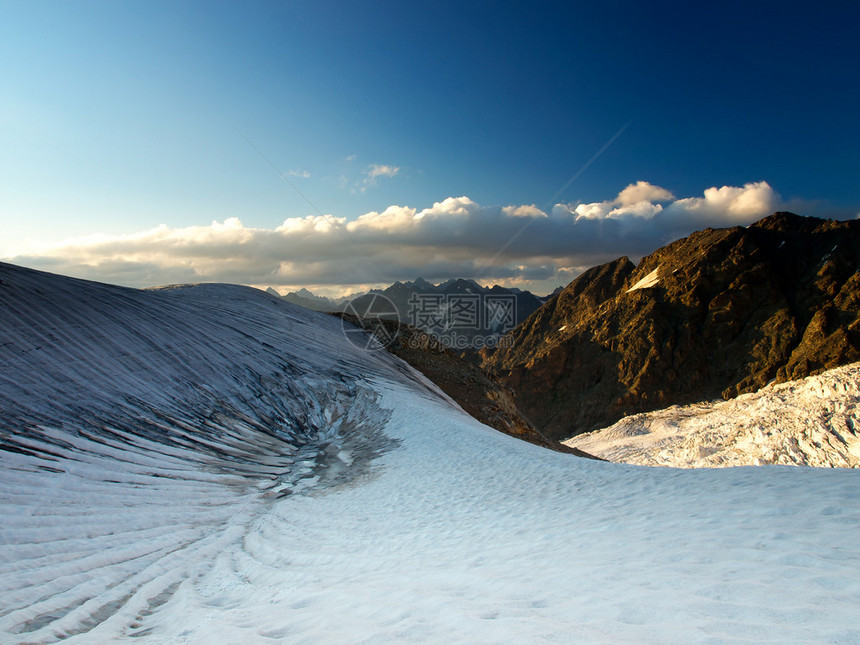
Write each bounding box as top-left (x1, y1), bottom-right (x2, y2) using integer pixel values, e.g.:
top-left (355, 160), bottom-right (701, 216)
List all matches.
top-left (269, 278), bottom-right (547, 349)
top-left (482, 212), bottom-right (860, 442)
top-left (266, 287), bottom-right (358, 311)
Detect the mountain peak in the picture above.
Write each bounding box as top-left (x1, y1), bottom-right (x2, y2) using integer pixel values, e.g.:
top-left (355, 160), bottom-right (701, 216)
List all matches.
top-left (751, 211), bottom-right (818, 232)
top-left (439, 277), bottom-right (484, 293)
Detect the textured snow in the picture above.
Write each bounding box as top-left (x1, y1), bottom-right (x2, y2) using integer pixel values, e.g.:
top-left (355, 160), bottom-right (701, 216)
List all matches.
top-left (564, 363), bottom-right (860, 468)
top-left (3, 263), bottom-right (860, 643)
top-left (626, 267), bottom-right (661, 292)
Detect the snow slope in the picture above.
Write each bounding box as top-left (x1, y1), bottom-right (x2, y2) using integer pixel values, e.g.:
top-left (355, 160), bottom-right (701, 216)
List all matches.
top-left (564, 363), bottom-right (860, 468)
top-left (3, 262), bottom-right (860, 643)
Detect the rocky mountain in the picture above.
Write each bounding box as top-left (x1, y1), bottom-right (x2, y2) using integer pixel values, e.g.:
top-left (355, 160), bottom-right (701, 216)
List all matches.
top-left (483, 212), bottom-right (860, 442)
top-left (278, 287), bottom-right (345, 312)
top-left (352, 278), bottom-right (544, 348)
top-left (272, 278), bottom-right (545, 349)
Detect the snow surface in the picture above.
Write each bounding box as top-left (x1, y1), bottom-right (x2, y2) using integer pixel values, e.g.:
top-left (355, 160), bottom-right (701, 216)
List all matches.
top-left (626, 267), bottom-right (661, 292)
top-left (564, 363), bottom-right (860, 469)
top-left (3, 263), bottom-right (860, 643)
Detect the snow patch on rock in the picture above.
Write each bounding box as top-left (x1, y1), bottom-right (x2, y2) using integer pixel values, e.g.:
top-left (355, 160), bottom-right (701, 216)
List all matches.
top-left (626, 267), bottom-right (661, 292)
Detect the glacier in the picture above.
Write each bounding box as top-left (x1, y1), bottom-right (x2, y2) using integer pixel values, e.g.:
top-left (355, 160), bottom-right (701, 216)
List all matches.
top-left (2, 262), bottom-right (860, 644)
top-left (565, 363), bottom-right (860, 468)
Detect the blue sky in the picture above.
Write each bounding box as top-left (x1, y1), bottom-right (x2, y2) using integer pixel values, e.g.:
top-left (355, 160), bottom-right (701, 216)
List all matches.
top-left (2, 1), bottom-right (858, 294)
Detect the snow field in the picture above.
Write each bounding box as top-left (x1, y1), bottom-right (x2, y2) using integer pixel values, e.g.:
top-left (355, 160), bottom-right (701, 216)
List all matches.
top-left (131, 379), bottom-right (860, 644)
top-left (565, 362), bottom-right (860, 468)
top-left (2, 266), bottom-right (860, 643)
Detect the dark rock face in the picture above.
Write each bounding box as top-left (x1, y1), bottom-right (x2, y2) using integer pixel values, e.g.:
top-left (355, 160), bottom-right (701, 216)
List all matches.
top-left (483, 213), bottom-right (860, 442)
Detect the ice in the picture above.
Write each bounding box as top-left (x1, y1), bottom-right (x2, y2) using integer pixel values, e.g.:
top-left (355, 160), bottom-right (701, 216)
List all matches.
top-left (565, 362), bottom-right (860, 468)
top-left (2, 262), bottom-right (860, 643)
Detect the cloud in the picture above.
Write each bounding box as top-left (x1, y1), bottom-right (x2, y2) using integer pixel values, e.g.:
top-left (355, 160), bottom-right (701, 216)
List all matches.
top-left (660, 181), bottom-right (780, 236)
top-left (366, 164), bottom-right (399, 180)
top-left (617, 180), bottom-right (675, 206)
top-left (502, 204), bottom-right (546, 219)
top-left (358, 164), bottom-right (400, 192)
top-left (347, 204), bottom-right (417, 232)
top-left (287, 169), bottom-right (311, 178)
top-left (566, 180), bottom-right (674, 222)
top-left (4, 180), bottom-right (818, 295)
top-left (667, 181), bottom-right (778, 219)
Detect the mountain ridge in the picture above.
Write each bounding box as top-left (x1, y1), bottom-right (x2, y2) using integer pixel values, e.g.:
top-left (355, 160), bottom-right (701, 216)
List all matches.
top-left (483, 212), bottom-right (860, 441)
top-left (274, 277), bottom-right (546, 348)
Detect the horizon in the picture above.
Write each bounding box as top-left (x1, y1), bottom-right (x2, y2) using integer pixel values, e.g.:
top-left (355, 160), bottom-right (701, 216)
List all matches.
top-left (2, 1), bottom-right (858, 295)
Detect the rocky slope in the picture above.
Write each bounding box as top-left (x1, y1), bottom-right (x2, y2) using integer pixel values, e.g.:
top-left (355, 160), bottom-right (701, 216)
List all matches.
top-left (483, 213), bottom-right (860, 441)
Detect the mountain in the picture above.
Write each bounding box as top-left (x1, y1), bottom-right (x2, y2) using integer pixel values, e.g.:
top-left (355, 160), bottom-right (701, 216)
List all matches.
top-left (3, 261), bottom-right (860, 643)
top-left (483, 212), bottom-right (860, 441)
top-left (278, 287), bottom-right (341, 311)
top-left (342, 277), bottom-right (544, 349)
top-left (268, 278), bottom-right (545, 350)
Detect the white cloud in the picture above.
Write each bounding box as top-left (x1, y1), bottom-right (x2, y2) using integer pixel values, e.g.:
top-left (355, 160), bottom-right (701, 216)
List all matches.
top-left (347, 205), bottom-right (417, 232)
top-left (416, 196), bottom-right (480, 220)
top-left (287, 169), bottom-right (311, 179)
top-left (668, 181), bottom-right (778, 219)
top-left (609, 201), bottom-right (664, 219)
top-left (358, 164), bottom-right (400, 192)
top-left (366, 164), bottom-right (399, 180)
top-left (276, 214), bottom-right (345, 234)
top-left (660, 181), bottom-right (780, 236)
top-left (566, 181), bottom-right (673, 222)
top-left (501, 204), bottom-right (546, 219)
top-left (617, 180), bottom-right (675, 206)
top-left (3, 180), bottom-right (816, 295)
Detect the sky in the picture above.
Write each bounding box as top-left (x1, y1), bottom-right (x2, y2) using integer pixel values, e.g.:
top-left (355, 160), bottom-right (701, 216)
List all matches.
top-left (1, 0), bottom-right (858, 296)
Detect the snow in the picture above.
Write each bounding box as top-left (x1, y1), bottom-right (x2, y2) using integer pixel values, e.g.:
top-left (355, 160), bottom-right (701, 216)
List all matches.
top-left (626, 267), bottom-right (661, 292)
top-left (564, 363), bottom-right (860, 468)
top-left (3, 263), bottom-right (860, 643)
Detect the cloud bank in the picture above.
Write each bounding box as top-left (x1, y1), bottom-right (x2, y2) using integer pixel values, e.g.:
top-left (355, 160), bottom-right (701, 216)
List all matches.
top-left (2, 181), bottom-right (819, 294)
